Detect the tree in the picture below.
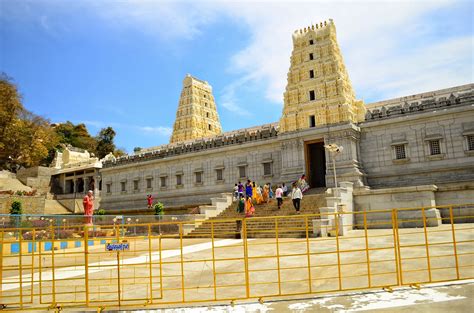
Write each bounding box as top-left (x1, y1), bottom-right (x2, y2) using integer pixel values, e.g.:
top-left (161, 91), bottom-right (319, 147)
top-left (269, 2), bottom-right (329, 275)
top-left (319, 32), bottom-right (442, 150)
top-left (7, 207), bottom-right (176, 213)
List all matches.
top-left (154, 202), bottom-right (164, 215)
top-left (114, 148), bottom-right (127, 157)
top-left (10, 199), bottom-right (23, 215)
top-left (0, 74), bottom-right (59, 170)
top-left (95, 127), bottom-right (116, 159)
top-left (133, 147), bottom-right (142, 153)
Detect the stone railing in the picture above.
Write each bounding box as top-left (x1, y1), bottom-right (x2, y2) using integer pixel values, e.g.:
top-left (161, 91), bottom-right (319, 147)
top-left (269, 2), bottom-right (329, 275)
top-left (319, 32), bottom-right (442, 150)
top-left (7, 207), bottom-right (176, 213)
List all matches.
top-left (364, 90), bottom-right (473, 121)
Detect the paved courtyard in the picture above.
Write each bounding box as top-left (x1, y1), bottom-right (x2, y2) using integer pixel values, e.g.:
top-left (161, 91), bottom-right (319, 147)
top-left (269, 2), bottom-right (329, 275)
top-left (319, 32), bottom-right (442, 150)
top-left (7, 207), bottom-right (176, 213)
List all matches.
top-left (1, 224), bottom-right (473, 311)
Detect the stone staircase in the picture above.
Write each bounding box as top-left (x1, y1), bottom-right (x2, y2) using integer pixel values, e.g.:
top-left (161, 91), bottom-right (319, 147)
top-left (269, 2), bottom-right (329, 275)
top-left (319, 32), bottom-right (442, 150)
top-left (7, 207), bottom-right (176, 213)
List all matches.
top-left (187, 191), bottom-right (327, 238)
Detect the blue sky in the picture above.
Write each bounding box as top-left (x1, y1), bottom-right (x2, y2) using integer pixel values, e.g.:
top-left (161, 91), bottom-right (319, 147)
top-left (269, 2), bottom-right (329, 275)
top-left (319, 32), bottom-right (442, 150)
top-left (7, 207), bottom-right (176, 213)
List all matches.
top-left (1, 0), bottom-right (472, 153)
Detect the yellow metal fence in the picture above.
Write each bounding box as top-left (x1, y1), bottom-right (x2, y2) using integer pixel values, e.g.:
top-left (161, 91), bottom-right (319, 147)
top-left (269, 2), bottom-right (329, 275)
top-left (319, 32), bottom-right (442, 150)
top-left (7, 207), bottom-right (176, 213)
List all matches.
top-left (0, 204), bottom-right (473, 311)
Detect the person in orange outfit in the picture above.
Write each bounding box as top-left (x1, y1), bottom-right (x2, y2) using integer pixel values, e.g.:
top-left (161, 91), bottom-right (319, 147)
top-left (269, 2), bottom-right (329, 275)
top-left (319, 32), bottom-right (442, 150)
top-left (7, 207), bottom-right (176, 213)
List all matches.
top-left (83, 190), bottom-right (94, 225)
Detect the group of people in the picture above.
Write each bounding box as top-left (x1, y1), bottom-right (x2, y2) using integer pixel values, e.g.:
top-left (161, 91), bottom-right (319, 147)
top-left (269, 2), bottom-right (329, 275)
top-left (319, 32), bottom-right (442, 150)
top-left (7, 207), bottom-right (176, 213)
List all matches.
top-left (234, 174), bottom-right (310, 216)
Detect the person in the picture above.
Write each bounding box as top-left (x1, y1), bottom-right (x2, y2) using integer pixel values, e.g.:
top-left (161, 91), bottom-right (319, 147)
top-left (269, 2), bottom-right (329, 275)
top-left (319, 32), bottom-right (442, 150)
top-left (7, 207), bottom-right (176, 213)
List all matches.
top-left (256, 184), bottom-right (264, 204)
top-left (147, 194), bottom-right (154, 208)
top-left (236, 197), bottom-right (245, 214)
top-left (233, 184), bottom-right (239, 201)
top-left (83, 190), bottom-right (94, 225)
top-left (252, 182), bottom-right (258, 202)
top-left (275, 185), bottom-right (283, 209)
top-left (269, 183), bottom-right (274, 199)
top-left (290, 182), bottom-right (303, 214)
top-left (282, 183), bottom-right (288, 197)
top-left (262, 183), bottom-right (269, 203)
top-left (298, 174), bottom-right (310, 193)
top-left (245, 196), bottom-right (255, 217)
top-left (245, 180), bottom-right (253, 199)
top-left (238, 181), bottom-right (244, 199)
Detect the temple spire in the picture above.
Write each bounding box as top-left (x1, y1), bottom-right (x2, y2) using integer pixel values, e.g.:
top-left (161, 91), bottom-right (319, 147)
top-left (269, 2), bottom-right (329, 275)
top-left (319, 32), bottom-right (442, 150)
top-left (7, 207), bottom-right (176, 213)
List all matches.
top-left (170, 74), bottom-right (222, 143)
top-left (279, 19), bottom-right (366, 132)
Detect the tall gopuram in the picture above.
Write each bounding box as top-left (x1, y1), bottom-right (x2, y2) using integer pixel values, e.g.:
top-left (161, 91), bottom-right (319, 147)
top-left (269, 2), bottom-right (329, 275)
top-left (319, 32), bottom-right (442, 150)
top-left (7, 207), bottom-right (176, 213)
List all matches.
top-left (279, 19), bottom-right (366, 132)
top-left (170, 74), bottom-right (222, 143)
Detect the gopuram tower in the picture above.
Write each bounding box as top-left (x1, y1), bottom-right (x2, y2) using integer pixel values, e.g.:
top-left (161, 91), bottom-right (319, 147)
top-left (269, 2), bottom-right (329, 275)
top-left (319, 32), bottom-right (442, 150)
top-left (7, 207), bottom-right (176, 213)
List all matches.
top-left (170, 74), bottom-right (223, 143)
top-left (279, 19), bottom-right (366, 132)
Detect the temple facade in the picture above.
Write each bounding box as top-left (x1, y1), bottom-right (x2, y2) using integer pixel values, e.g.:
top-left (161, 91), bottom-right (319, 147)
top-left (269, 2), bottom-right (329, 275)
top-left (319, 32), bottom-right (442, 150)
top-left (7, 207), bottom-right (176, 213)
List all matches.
top-left (99, 20), bottom-right (474, 212)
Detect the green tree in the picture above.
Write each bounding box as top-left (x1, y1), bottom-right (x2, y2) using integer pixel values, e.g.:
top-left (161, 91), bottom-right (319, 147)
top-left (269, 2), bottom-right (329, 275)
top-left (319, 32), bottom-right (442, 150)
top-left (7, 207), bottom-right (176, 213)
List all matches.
top-left (54, 121), bottom-right (96, 153)
top-left (10, 199), bottom-right (23, 215)
top-left (133, 147), bottom-right (142, 153)
top-left (0, 74), bottom-right (59, 170)
top-left (95, 127), bottom-right (116, 159)
top-left (154, 202), bottom-right (164, 215)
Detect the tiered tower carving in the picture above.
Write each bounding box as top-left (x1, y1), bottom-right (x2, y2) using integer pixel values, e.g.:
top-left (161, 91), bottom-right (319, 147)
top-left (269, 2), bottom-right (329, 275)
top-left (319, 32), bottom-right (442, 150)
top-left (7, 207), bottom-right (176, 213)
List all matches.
top-left (279, 19), bottom-right (366, 132)
top-left (170, 74), bottom-right (223, 143)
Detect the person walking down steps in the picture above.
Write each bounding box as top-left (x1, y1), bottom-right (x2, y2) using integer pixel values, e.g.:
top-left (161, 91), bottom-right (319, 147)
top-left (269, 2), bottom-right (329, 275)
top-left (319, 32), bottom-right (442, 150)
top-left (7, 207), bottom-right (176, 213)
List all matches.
top-left (275, 185), bottom-right (283, 210)
top-left (291, 182), bottom-right (303, 214)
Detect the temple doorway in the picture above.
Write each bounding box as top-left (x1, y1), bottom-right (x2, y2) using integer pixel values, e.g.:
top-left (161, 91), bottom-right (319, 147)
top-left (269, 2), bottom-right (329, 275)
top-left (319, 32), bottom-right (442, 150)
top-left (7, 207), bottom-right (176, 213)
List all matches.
top-left (305, 141), bottom-right (327, 188)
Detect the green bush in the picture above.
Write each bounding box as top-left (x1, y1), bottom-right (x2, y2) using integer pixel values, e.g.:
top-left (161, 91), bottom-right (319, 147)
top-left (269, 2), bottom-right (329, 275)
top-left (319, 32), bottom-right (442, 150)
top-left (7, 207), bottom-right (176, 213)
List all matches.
top-left (95, 208), bottom-right (106, 215)
top-left (10, 199), bottom-right (23, 215)
top-left (154, 202), bottom-right (164, 215)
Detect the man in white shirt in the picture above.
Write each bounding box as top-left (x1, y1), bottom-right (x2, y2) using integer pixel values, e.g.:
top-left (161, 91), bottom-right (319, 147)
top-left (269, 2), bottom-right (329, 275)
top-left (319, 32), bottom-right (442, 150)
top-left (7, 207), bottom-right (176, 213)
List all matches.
top-left (275, 185), bottom-right (284, 209)
top-left (282, 183), bottom-right (288, 197)
top-left (290, 182), bottom-right (303, 214)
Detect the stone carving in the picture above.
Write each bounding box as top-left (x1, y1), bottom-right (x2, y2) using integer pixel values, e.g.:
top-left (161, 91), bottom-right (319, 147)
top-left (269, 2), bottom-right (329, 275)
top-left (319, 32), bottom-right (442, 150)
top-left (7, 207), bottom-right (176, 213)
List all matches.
top-left (280, 20), bottom-right (366, 132)
top-left (364, 90), bottom-right (473, 121)
top-left (170, 74), bottom-right (223, 143)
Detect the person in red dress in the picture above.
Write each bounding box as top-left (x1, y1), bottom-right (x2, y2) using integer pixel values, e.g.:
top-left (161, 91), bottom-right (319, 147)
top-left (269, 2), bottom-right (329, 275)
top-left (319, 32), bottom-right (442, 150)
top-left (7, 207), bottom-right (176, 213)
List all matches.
top-left (147, 194), bottom-right (154, 208)
top-left (83, 190), bottom-right (94, 225)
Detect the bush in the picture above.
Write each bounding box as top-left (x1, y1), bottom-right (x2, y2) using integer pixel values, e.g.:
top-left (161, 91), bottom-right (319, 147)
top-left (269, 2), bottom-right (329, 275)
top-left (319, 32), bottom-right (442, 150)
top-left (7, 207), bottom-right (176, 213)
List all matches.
top-left (154, 202), bottom-right (164, 215)
top-left (95, 209), bottom-right (106, 215)
top-left (10, 199), bottom-right (23, 215)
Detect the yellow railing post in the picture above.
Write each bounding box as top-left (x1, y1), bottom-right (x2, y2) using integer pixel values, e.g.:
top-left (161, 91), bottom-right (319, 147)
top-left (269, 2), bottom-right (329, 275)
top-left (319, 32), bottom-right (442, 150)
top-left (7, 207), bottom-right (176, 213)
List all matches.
top-left (30, 228), bottom-right (36, 304)
top-left (179, 223), bottom-right (185, 302)
top-left (363, 212), bottom-right (372, 288)
top-left (115, 223), bottom-right (121, 306)
top-left (84, 226), bottom-right (90, 306)
top-left (392, 209), bottom-right (403, 286)
top-left (421, 207), bottom-right (432, 283)
top-left (242, 219), bottom-right (250, 299)
top-left (449, 206), bottom-right (460, 280)
top-left (275, 217), bottom-right (281, 296)
top-left (211, 221), bottom-right (217, 300)
top-left (334, 212), bottom-right (342, 291)
top-left (159, 234), bottom-right (163, 300)
top-left (148, 224), bottom-right (153, 303)
top-left (19, 228), bottom-right (23, 309)
top-left (305, 216), bottom-right (312, 293)
top-left (50, 224), bottom-right (56, 306)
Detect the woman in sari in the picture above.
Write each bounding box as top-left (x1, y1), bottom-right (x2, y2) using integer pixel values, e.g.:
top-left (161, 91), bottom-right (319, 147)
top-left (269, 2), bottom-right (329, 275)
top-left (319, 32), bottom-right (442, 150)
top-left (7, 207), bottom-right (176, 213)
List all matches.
top-left (262, 183), bottom-right (270, 203)
top-left (245, 196), bottom-right (255, 217)
top-left (298, 174), bottom-right (310, 193)
top-left (256, 184), bottom-right (264, 204)
top-left (252, 182), bottom-right (258, 202)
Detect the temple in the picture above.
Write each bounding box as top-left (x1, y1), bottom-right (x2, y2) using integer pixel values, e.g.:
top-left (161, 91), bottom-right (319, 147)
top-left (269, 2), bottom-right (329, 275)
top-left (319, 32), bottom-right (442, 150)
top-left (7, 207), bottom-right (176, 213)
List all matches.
top-left (93, 20), bottom-right (473, 215)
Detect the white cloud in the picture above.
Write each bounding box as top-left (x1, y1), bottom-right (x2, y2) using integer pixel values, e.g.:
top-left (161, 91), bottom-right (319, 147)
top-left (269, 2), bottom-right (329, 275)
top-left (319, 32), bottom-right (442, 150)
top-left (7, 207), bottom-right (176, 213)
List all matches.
top-left (139, 126), bottom-right (173, 136)
top-left (214, 0), bottom-right (472, 105)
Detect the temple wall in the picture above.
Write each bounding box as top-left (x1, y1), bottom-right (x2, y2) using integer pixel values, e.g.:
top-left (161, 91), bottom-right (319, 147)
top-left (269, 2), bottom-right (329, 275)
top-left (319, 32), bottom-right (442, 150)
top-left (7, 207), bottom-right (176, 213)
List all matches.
top-left (100, 138), bottom-right (283, 211)
top-left (359, 105), bottom-right (474, 188)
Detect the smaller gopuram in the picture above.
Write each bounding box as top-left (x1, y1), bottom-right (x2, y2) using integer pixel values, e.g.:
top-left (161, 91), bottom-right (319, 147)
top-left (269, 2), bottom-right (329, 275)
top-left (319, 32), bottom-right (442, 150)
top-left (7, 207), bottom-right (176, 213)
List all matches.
top-left (279, 19), bottom-right (366, 132)
top-left (170, 74), bottom-right (223, 143)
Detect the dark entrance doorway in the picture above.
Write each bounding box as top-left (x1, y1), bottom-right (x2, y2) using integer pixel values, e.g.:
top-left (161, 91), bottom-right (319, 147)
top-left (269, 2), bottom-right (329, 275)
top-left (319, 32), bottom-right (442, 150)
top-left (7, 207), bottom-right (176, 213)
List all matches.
top-left (306, 142), bottom-right (326, 188)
